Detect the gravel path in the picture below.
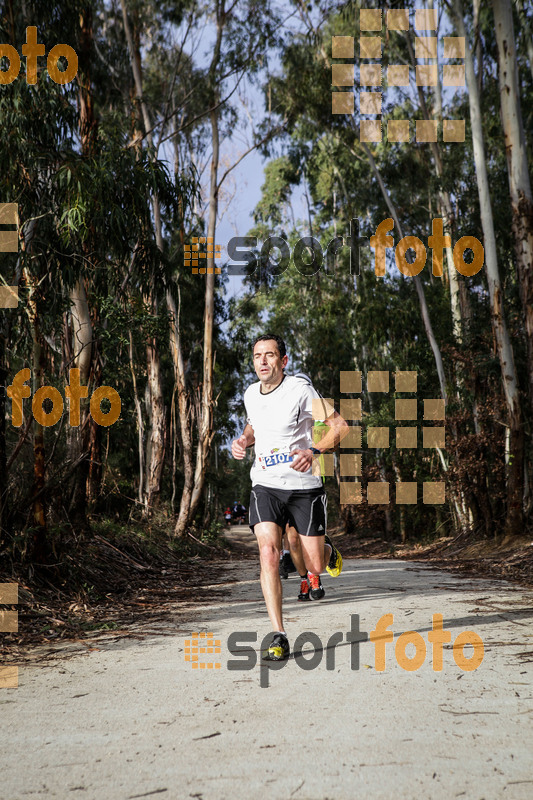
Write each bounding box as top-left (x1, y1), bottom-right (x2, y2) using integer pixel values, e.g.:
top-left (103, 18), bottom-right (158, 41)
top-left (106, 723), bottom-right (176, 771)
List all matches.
top-left (1, 529), bottom-right (532, 799)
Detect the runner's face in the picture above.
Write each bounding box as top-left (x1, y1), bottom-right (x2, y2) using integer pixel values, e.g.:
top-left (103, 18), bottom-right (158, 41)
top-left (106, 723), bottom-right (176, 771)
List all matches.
top-left (252, 340), bottom-right (288, 385)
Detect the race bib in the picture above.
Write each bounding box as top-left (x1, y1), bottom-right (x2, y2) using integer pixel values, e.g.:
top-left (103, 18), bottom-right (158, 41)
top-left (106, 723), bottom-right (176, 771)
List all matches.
top-left (257, 448), bottom-right (293, 470)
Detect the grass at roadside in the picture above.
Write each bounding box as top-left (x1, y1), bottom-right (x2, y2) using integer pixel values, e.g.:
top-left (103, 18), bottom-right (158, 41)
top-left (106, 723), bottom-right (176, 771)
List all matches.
top-left (0, 516), bottom-right (234, 661)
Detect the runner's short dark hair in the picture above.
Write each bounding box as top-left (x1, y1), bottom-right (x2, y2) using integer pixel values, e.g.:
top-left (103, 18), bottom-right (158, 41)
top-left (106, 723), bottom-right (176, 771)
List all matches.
top-left (252, 334), bottom-right (286, 359)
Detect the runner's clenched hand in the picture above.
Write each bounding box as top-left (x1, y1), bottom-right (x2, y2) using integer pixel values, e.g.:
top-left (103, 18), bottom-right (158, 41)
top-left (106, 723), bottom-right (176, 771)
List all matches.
top-left (289, 448), bottom-right (313, 472)
top-left (231, 434), bottom-right (248, 460)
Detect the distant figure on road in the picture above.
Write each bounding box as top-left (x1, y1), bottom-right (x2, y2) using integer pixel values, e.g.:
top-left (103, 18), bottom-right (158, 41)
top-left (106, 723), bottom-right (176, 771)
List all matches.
top-left (231, 333), bottom-right (348, 661)
top-left (224, 506), bottom-right (233, 527)
top-left (232, 501), bottom-right (246, 524)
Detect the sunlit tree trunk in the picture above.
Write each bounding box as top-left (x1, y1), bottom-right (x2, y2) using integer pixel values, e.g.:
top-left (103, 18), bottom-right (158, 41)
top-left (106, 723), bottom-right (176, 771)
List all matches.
top-left (173, 2), bottom-right (226, 535)
top-left (68, 7), bottom-right (97, 523)
top-left (143, 329), bottom-right (166, 509)
top-left (67, 279), bottom-right (92, 524)
top-left (189, 102), bottom-right (218, 518)
top-left (405, 24), bottom-right (472, 346)
top-left (168, 289), bottom-right (195, 537)
top-left (454, 0), bottom-right (523, 536)
top-left (121, 0), bottom-right (167, 514)
top-left (492, 0), bottom-right (533, 415)
top-left (128, 331), bottom-right (144, 504)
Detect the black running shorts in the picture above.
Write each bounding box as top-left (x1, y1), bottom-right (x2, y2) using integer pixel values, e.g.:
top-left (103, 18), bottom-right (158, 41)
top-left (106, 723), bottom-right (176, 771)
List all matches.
top-left (249, 484), bottom-right (327, 537)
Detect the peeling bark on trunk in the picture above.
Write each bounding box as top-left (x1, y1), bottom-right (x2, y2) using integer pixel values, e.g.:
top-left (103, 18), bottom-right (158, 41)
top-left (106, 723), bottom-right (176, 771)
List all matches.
top-left (189, 104), bottom-right (218, 519)
top-left (492, 0), bottom-right (533, 415)
top-left (168, 289), bottom-right (195, 537)
top-left (172, 4), bottom-right (226, 536)
top-left (68, 7), bottom-right (97, 524)
top-left (143, 333), bottom-right (166, 509)
top-left (67, 279), bottom-right (92, 524)
top-left (360, 141), bottom-right (477, 529)
top-left (120, 0), bottom-right (167, 515)
top-left (129, 331), bottom-right (145, 505)
top-left (404, 27), bottom-right (472, 346)
top-left (454, 0), bottom-right (523, 535)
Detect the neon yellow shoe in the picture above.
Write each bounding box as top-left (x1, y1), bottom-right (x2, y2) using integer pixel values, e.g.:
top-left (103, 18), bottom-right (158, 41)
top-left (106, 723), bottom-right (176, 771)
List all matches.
top-left (325, 534), bottom-right (343, 577)
top-left (262, 633), bottom-right (290, 661)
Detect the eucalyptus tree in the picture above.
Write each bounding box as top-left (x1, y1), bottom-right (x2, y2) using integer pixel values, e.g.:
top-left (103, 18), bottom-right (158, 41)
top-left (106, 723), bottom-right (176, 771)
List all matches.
top-left (451, 0), bottom-right (524, 535)
top-left (231, 0), bottom-right (530, 538)
top-left (0, 0), bottom-right (184, 552)
top-left (492, 0), bottom-right (533, 415)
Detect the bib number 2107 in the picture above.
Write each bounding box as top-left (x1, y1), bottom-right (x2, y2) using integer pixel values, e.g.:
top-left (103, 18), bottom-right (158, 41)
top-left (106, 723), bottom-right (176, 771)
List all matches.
top-left (263, 452), bottom-right (293, 467)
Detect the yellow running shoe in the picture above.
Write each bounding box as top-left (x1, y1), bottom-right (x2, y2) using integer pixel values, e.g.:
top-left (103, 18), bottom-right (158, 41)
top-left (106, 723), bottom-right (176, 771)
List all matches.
top-left (262, 633), bottom-right (290, 661)
top-left (325, 534), bottom-right (343, 577)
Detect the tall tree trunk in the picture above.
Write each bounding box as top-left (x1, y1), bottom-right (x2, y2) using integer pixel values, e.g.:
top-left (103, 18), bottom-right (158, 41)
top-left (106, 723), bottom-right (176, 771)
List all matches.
top-left (80, 7), bottom-right (102, 507)
top-left (86, 351), bottom-right (102, 504)
top-left (404, 26), bottom-right (472, 345)
top-left (129, 331), bottom-right (145, 505)
top-left (21, 221), bottom-right (48, 560)
top-left (67, 280), bottom-right (92, 525)
top-left (189, 103), bottom-right (218, 517)
top-left (168, 289), bottom-right (195, 537)
top-left (68, 6), bottom-right (98, 522)
top-left (30, 322), bottom-right (46, 557)
top-left (454, 0), bottom-right (523, 536)
top-left (492, 0), bottom-right (533, 415)
top-left (120, 0), bottom-right (167, 514)
top-left (361, 142), bottom-right (448, 403)
top-left (18, 218), bottom-right (47, 557)
top-left (172, 3), bottom-right (226, 534)
top-left (143, 331), bottom-right (166, 509)
top-left (359, 143), bottom-right (476, 530)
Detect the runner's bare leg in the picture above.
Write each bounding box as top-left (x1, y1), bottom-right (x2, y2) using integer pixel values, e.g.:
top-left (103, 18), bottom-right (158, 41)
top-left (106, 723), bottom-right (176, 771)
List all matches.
top-left (254, 521), bottom-right (284, 632)
top-left (297, 534), bottom-right (331, 575)
top-left (286, 525), bottom-right (307, 575)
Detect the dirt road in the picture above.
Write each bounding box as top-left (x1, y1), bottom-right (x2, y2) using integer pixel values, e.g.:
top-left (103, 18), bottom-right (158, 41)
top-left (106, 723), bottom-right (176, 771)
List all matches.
top-left (1, 528), bottom-right (532, 799)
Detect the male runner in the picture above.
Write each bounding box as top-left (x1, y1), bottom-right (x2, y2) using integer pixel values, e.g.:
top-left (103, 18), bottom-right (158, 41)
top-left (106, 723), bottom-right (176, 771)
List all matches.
top-left (231, 333), bottom-right (348, 661)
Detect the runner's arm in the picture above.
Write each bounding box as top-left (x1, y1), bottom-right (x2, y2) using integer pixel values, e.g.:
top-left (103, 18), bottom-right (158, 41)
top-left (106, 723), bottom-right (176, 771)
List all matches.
top-left (312, 411), bottom-right (349, 453)
top-left (290, 411), bottom-right (349, 471)
top-left (242, 423), bottom-right (255, 446)
top-left (231, 423), bottom-right (255, 459)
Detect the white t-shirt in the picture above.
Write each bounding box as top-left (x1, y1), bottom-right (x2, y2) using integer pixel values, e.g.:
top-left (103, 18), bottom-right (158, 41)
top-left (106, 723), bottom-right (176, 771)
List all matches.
top-left (244, 374), bottom-right (327, 490)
